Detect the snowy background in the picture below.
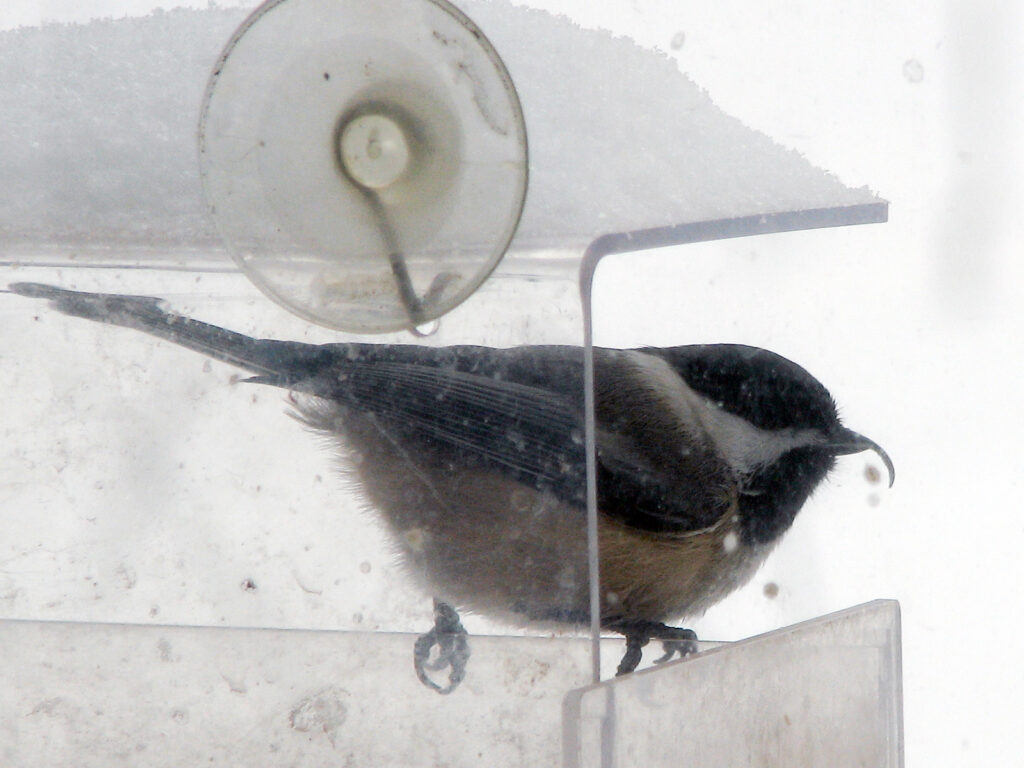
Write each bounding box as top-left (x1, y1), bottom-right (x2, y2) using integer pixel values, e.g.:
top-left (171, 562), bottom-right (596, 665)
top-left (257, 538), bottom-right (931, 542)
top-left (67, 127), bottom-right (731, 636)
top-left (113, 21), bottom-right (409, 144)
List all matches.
top-left (1, 1), bottom-right (1022, 765)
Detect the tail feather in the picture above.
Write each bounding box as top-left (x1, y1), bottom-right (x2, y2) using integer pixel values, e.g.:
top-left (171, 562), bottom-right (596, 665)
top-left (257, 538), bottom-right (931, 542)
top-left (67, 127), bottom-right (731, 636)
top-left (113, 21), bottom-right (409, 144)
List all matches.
top-left (8, 283), bottom-right (327, 384)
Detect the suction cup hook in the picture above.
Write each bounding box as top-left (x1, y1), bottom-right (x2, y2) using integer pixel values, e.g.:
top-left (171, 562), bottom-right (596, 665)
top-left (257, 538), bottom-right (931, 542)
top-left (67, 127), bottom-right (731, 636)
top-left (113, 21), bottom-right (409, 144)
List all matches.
top-left (199, 0), bottom-right (528, 333)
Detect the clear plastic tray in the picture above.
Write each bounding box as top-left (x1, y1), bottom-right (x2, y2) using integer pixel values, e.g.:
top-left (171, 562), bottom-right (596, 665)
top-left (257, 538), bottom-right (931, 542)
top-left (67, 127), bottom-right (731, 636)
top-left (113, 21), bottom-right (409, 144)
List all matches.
top-left (0, 600), bottom-right (900, 766)
top-left (565, 600), bottom-right (903, 768)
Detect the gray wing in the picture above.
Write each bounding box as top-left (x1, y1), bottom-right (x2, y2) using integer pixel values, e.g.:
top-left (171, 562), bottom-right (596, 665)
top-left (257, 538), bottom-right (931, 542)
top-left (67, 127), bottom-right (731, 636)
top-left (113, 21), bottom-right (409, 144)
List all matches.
top-left (9, 282), bottom-right (730, 533)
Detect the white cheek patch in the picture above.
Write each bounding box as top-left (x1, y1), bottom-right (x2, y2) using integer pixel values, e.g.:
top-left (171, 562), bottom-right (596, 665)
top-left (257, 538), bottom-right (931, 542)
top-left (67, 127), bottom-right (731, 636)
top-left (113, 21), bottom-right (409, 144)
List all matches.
top-left (623, 351), bottom-right (823, 477)
top-left (699, 404), bottom-right (823, 477)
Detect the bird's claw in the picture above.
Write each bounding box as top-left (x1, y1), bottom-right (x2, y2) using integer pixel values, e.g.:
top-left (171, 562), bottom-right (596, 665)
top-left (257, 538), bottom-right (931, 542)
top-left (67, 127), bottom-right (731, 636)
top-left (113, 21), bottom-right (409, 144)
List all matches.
top-left (615, 633), bottom-right (650, 676)
top-left (414, 600), bottom-right (470, 694)
top-left (609, 620), bottom-right (699, 676)
top-left (652, 633), bottom-right (699, 665)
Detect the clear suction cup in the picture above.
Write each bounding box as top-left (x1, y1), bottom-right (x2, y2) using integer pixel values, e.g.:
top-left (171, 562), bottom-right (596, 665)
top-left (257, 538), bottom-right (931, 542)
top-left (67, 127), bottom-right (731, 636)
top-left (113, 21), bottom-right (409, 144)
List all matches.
top-left (199, 0), bottom-right (528, 333)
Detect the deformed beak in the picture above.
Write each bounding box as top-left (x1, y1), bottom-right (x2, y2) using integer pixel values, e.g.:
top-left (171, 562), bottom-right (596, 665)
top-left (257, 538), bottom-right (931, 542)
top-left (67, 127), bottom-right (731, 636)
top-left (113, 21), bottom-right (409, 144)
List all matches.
top-left (828, 428), bottom-right (895, 487)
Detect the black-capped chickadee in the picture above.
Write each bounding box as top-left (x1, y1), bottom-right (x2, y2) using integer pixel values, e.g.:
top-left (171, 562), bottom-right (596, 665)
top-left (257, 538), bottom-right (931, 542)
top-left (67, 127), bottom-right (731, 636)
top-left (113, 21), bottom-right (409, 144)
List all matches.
top-left (9, 282), bottom-right (893, 693)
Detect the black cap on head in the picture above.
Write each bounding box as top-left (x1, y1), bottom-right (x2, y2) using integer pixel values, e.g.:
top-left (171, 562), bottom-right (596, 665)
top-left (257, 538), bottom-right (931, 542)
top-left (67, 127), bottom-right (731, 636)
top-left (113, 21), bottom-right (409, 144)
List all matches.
top-left (651, 344), bottom-right (840, 433)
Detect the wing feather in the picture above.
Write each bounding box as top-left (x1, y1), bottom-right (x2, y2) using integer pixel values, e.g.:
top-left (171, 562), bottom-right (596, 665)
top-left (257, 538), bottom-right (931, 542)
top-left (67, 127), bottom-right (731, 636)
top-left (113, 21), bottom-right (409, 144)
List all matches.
top-left (10, 283), bottom-right (733, 535)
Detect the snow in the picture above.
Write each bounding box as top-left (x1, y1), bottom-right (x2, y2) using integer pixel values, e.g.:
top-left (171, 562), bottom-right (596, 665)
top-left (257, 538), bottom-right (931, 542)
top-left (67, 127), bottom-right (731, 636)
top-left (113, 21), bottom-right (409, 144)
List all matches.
top-left (0, 0), bottom-right (880, 253)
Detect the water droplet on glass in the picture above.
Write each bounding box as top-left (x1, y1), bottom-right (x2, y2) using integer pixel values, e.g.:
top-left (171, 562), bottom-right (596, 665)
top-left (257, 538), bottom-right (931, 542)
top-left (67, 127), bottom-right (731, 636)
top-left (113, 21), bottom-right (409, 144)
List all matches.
top-left (413, 318), bottom-right (441, 337)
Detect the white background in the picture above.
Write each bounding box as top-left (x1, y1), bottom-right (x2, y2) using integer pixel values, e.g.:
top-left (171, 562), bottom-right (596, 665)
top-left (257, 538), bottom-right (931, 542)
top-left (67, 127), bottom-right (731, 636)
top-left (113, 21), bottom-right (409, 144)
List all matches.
top-left (2, 1), bottom-right (1022, 765)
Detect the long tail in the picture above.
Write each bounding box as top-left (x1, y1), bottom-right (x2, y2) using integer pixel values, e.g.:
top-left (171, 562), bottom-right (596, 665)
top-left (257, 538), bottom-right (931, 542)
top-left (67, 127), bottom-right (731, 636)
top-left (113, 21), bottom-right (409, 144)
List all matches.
top-left (8, 283), bottom-right (333, 386)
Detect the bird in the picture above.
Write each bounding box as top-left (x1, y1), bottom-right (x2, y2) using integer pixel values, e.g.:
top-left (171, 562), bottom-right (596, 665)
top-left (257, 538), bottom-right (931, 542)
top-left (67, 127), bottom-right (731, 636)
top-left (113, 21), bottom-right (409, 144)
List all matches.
top-left (8, 282), bottom-right (893, 693)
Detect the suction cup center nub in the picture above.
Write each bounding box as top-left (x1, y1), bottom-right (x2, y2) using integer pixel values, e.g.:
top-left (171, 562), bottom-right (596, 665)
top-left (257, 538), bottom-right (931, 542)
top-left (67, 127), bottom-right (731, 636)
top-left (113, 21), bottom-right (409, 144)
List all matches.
top-left (339, 113), bottom-right (410, 190)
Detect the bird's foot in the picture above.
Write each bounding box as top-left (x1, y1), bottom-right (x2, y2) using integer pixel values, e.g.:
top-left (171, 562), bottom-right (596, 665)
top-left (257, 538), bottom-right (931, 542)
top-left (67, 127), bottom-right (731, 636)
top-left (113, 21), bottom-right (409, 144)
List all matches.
top-left (414, 599), bottom-right (470, 694)
top-left (651, 630), bottom-right (699, 666)
top-left (606, 620), bottom-right (699, 676)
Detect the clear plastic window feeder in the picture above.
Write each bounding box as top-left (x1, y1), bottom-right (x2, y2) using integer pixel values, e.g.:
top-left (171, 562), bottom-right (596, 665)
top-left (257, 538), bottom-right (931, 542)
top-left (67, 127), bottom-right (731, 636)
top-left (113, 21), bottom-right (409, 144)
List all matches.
top-left (564, 600), bottom-right (903, 768)
top-left (0, 0), bottom-right (899, 766)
